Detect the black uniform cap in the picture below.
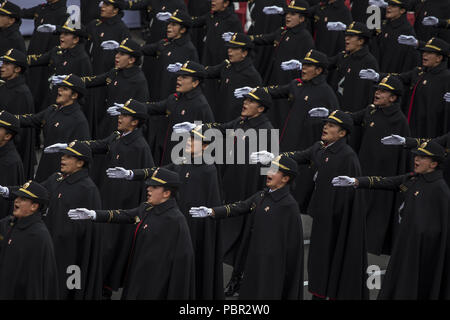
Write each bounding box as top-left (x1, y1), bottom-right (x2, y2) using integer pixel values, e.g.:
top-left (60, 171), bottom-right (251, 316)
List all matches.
top-left (168, 9), bottom-right (193, 28)
top-left (56, 18), bottom-right (89, 39)
top-left (60, 140), bottom-right (93, 163)
top-left (0, 1), bottom-right (21, 19)
top-left (118, 99), bottom-right (149, 120)
top-left (0, 110), bottom-right (20, 134)
top-left (0, 48), bottom-right (27, 71)
top-left (175, 60), bottom-right (206, 78)
top-left (411, 141), bottom-right (446, 163)
top-left (301, 49), bottom-right (329, 68)
top-left (323, 110), bottom-right (354, 133)
top-left (374, 75), bottom-right (403, 96)
top-left (284, 0), bottom-right (309, 15)
top-left (225, 33), bottom-right (254, 49)
top-left (345, 22), bottom-right (372, 38)
top-left (145, 167), bottom-right (181, 187)
top-left (419, 37), bottom-right (450, 56)
top-left (116, 38), bottom-right (143, 58)
top-left (12, 180), bottom-right (50, 206)
top-left (56, 74), bottom-right (87, 98)
top-left (270, 155), bottom-right (298, 178)
top-left (243, 87), bottom-right (273, 111)
top-left (102, 0), bottom-right (126, 10)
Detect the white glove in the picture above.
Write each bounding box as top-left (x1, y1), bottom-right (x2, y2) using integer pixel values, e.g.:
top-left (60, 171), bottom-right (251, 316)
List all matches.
top-left (234, 86), bottom-right (254, 98)
top-left (49, 75), bottom-right (68, 85)
top-left (44, 143), bottom-right (68, 153)
top-left (368, 0), bottom-right (388, 8)
top-left (156, 12), bottom-right (172, 21)
top-left (380, 134), bottom-right (406, 145)
top-left (222, 32), bottom-right (234, 42)
top-left (359, 69), bottom-right (379, 81)
top-left (107, 103), bottom-right (123, 116)
top-left (189, 206), bottom-right (212, 218)
top-left (397, 35), bottom-right (418, 47)
top-left (444, 92), bottom-right (450, 102)
top-left (36, 24), bottom-right (56, 33)
top-left (106, 167), bottom-right (133, 180)
top-left (262, 5), bottom-right (284, 15)
top-left (281, 59), bottom-right (302, 71)
top-left (250, 151), bottom-right (275, 165)
top-left (172, 122), bottom-right (197, 133)
top-left (422, 16), bottom-right (439, 26)
top-left (331, 176), bottom-right (356, 187)
top-left (68, 208), bottom-right (96, 220)
top-left (0, 185), bottom-right (9, 197)
top-left (308, 107), bottom-right (330, 118)
top-left (101, 40), bottom-right (120, 50)
top-left (98, 1), bottom-right (104, 7)
top-left (0, 60), bottom-right (3, 67)
top-left (327, 22), bottom-right (347, 31)
top-left (167, 62), bottom-right (183, 73)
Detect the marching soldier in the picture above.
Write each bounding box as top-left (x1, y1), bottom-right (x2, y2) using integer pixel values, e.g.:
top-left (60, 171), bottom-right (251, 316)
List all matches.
top-left (411, 0), bottom-right (450, 43)
top-left (204, 32), bottom-right (262, 122)
top-left (52, 100), bottom-right (153, 299)
top-left (38, 141), bottom-right (102, 300)
top-left (21, 0), bottom-right (68, 113)
top-left (106, 127), bottom-right (224, 299)
top-left (0, 1), bottom-right (26, 55)
top-left (15, 74), bottom-right (90, 182)
top-left (332, 141), bottom-right (450, 299)
top-left (190, 155), bottom-right (304, 300)
top-left (253, 110), bottom-right (368, 300)
top-left (361, 37), bottom-right (450, 138)
top-left (256, 49), bottom-right (339, 212)
top-left (311, 75), bottom-right (410, 255)
top-left (309, 0), bottom-right (353, 57)
top-left (0, 49), bottom-right (36, 179)
top-left (83, 38), bottom-right (149, 140)
top-left (106, 61), bottom-right (213, 165)
top-left (0, 111), bottom-right (24, 219)
top-left (27, 20), bottom-right (93, 117)
top-left (370, 0), bottom-right (421, 73)
top-left (249, 0), bottom-right (314, 129)
top-left (68, 168), bottom-right (195, 300)
top-left (0, 180), bottom-right (59, 299)
top-left (140, 9), bottom-right (199, 100)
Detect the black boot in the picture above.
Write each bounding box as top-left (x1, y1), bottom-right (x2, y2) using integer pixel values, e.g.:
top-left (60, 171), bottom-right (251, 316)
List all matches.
top-left (224, 272), bottom-right (243, 297)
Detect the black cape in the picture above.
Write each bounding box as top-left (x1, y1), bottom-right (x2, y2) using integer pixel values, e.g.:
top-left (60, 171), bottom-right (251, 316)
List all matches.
top-left (41, 169), bottom-right (103, 300)
top-left (286, 137), bottom-right (368, 300)
top-left (213, 186), bottom-right (304, 300)
top-left (0, 76), bottom-right (36, 179)
top-left (0, 22), bottom-right (26, 55)
top-left (95, 199), bottom-right (196, 299)
top-left (0, 212), bottom-right (59, 299)
top-left (358, 170), bottom-right (450, 299)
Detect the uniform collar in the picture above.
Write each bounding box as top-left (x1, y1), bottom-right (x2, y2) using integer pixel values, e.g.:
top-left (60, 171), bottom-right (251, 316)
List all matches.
top-left (320, 136), bottom-right (347, 153)
top-left (62, 168), bottom-right (89, 184)
top-left (267, 185), bottom-right (291, 202)
top-left (287, 22), bottom-right (306, 34)
top-left (148, 198), bottom-right (178, 216)
top-left (232, 57), bottom-right (253, 72)
top-left (324, 0), bottom-right (345, 8)
top-left (420, 169), bottom-right (444, 183)
top-left (0, 21), bottom-right (21, 35)
top-left (305, 73), bottom-right (327, 86)
top-left (63, 43), bottom-right (85, 57)
top-left (425, 61), bottom-right (448, 75)
top-left (119, 128), bottom-right (142, 145)
top-left (4, 75), bottom-right (26, 88)
top-left (120, 65), bottom-right (141, 78)
top-left (179, 85), bottom-right (203, 100)
top-left (45, 0), bottom-right (67, 11)
top-left (213, 6), bottom-right (234, 20)
top-left (55, 101), bottom-right (81, 114)
top-left (12, 212), bottom-right (43, 230)
top-left (101, 14), bottom-right (122, 25)
top-left (346, 45), bottom-right (370, 59)
top-left (387, 13), bottom-right (408, 29)
top-left (171, 34), bottom-right (191, 46)
top-left (0, 140), bottom-right (16, 157)
top-left (370, 102), bottom-right (401, 116)
top-left (240, 113), bottom-right (270, 128)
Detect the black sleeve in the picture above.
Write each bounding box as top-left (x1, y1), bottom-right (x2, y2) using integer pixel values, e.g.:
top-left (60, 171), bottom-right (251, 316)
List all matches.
top-left (95, 207), bottom-right (142, 224)
top-left (356, 174), bottom-right (408, 191)
top-left (281, 145), bottom-right (315, 165)
top-left (212, 195), bottom-right (254, 219)
top-left (16, 109), bottom-right (48, 129)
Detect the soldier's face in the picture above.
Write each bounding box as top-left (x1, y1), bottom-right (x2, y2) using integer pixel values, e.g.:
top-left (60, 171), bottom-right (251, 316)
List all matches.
top-left (146, 186), bottom-right (170, 205)
top-left (373, 89), bottom-right (397, 106)
top-left (185, 136), bottom-right (206, 156)
top-left (345, 35), bottom-right (364, 53)
top-left (0, 127), bottom-right (13, 147)
top-left (100, 3), bottom-right (118, 18)
top-left (241, 98), bottom-right (264, 118)
top-left (0, 15), bottom-right (15, 28)
top-left (56, 86), bottom-right (77, 106)
top-left (422, 51), bottom-right (443, 68)
top-left (386, 5), bottom-right (405, 20)
top-left (266, 169), bottom-right (289, 190)
top-left (13, 197), bottom-right (39, 219)
top-left (414, 155), bottom-right (438, 174)
top-left (115, 52), bottom-right (135, 69)
top-left (59, 32), bottom-right (79, 50)
top-left (167, 22), bottom-right (184, 39)
top-left (117, 114), bottom-right (138, 132)
top-left (60, 154), bottom-right (84, 175)
top-left (227, 47), bottom-right (247, 63)
top-left (0, 62), bottom-right (20, 80)
top-left (285, 12), bottom-right (303, 29)
top-left (176, 75), bottom-right (199, 93)
top-left (211, 0), bottom-right (229, 12)
top-left (301, 64), bottom-right (322, 81)
top-left (321, 122), bottom-right (346, 144)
